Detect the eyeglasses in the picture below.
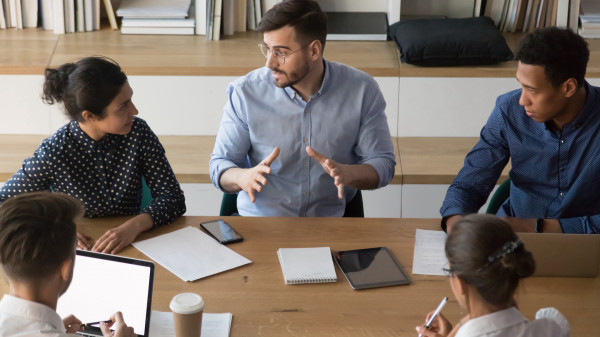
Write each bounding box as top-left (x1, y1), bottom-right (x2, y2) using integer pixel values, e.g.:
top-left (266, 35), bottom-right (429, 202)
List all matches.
top-left (258, 43), bottom-right (307, 64)
top-left (442, 262), bottom-right (454, 277)
top-left (442, 267), bottom-right (454, 277)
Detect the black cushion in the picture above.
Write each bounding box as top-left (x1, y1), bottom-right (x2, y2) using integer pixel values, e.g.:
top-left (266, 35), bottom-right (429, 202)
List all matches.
top-left (389, 16), bottom-right (514, 66)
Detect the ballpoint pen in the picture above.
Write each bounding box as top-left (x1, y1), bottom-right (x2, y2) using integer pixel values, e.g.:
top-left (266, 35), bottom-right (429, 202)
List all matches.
top-left (418, 297), bottom-right (448, 337)
top-left (68, 320), bottom-right (112, 329)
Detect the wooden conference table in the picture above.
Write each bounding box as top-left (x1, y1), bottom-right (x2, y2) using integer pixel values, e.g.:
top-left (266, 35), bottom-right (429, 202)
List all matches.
top-left (1, 216), bottom-right (599, 336)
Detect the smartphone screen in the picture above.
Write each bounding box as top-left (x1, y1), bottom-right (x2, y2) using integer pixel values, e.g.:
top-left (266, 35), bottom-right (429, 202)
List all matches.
top-left (200, 220), bottom-right (243, 244)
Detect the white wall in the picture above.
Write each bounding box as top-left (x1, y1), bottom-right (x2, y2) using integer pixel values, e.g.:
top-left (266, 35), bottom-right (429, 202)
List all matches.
top-left (402, 184), bottom-right (498, 218)
top-left (398, 77), bottom-right (516, 137)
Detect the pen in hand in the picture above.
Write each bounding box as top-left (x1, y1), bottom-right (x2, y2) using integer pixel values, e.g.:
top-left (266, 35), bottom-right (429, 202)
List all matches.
top-left (83, 320), bottom-right (113, 327)
top-left (68, 320), bottom-right (112, 329)
top-left (418, 296), bottom-right (448, 337)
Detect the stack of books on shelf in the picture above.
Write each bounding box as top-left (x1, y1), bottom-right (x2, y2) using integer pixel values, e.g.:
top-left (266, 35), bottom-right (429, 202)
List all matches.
top-left (0, 0), bottom-right (110, 33)
top-left (204, 0), bottom-right (264, 40)
top-left (478, 0), bottom-right (578, 33)
top-left (579, 0), bottom-right (600, 38)
top-left (117, 0), bottom-right (194, 35)
top-left (114, 0), bottom-right (268, 38)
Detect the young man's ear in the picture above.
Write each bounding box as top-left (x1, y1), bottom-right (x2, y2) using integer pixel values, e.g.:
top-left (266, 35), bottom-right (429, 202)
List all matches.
top-left (60, 258), bottom-right (73, 282)
top-left (562, 78), bottom-right (579, 98)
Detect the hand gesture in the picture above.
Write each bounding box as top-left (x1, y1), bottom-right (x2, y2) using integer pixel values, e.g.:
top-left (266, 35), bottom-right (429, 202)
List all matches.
top-left (306, 146), bottom-right (346, 199)
top-left (238, 147), bottom-right (280, 202)
top-left (100, 312), bottom-right (135, 337)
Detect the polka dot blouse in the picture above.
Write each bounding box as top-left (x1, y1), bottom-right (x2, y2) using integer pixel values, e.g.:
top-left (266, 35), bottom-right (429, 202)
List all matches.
top-left (0, 117), bottom-right (186, 227)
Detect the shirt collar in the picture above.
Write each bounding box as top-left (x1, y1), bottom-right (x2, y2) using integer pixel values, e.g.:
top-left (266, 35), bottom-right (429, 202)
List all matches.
top-left (69, 121), bottom-right (118, 154)
top-left (282, 59), bottom-right (330, 101)
top-left (0, 294), bottom-right (65, 332)
top-left (542, 81), bottom-right (593, 133)
top-left (456, 307), bottom-right (528, 337)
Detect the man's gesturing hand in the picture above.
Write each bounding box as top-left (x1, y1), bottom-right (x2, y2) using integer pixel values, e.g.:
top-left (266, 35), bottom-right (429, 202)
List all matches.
top-left (238, 147), bottom-right (280, 202)
top-left (306, 146), bottom-right (346, 199)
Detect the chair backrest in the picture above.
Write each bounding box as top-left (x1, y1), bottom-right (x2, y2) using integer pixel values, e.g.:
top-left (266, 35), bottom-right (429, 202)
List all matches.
top-left (486, 178), bottom-right (511, 214)
top-left (220, 190), bottom-right (364, 217)
top-left (140, 177), bottom-right (153, 211)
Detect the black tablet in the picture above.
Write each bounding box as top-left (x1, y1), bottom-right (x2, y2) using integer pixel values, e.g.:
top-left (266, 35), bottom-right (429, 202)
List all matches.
top-left (333, 247), bottom-right (411, 290)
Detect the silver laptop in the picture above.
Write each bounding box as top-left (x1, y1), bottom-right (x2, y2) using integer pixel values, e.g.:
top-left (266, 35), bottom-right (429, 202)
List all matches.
top-left (519, 233), bottom-right (600, 277)
top-left (56, 250), bottom-right (155, 337)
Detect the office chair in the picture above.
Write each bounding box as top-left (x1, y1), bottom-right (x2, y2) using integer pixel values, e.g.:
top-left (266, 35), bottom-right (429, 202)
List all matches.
top-left (140, 176), bottom-right (153, 211)
top-left (486, 178), bottom-right (511, 214)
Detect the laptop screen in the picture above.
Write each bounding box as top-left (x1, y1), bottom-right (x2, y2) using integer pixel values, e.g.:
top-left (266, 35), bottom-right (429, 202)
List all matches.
top-left (56, 250), bottom-right (154, 336)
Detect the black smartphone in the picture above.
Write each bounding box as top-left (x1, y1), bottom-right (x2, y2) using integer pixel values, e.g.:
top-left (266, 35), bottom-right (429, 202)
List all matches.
top-left (200, 219), bottom-right (244, 244)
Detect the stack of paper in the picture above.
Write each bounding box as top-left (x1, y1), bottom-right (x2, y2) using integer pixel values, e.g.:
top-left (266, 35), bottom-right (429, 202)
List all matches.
top-left (117, 0), bottom-right (195, 35)
top-left (132, 226), bottom-right (251, 282)
top-left (411, 229), bottom-right (448, 276)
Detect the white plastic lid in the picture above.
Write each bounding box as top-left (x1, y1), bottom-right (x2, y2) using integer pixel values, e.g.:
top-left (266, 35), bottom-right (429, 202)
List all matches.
top-left (169, 293), bottom-right (204, 314)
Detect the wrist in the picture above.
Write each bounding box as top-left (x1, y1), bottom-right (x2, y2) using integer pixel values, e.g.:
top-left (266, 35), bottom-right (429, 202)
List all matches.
top-left (129, 213), bottom-right (154, 233)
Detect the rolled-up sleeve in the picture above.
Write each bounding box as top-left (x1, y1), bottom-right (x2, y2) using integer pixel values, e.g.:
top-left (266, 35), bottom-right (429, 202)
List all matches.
top-left (356, 80), bottom-right (396, 188)
top-left (209, 83), bottom-right (252, 191)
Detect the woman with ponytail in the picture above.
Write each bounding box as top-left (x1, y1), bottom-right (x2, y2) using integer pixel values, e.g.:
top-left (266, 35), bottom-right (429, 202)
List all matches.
top-left (0, 56), bottom-right (185, 254)
top-left (416, 214), bottom-right (570, 337)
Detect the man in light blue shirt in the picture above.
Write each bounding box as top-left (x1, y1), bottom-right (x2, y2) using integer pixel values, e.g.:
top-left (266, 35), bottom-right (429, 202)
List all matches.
top-left (209, 0), bottom-right (395, 217)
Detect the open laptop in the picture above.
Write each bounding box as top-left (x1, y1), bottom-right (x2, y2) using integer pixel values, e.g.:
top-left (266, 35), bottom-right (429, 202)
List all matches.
top-left (56, 250), bottom-right (155, 337)
top-left (519, 233), bottom-right (600, 277)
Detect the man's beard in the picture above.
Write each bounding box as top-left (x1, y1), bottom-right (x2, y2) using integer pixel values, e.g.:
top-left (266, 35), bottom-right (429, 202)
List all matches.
top-left (270, 61), bottom-right (310, 88)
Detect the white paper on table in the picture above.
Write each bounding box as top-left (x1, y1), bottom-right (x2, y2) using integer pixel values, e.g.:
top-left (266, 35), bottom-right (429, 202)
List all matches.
top-left (412, 229), bottom-right (448, 276)
top-left (149, 311), bottom-right (232, 337)
top-left (132, 226), bottom-right (251, 281)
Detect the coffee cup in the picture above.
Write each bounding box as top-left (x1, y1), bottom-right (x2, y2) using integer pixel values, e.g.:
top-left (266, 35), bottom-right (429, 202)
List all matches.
top-left (170, 293), bottom-right (204, 337)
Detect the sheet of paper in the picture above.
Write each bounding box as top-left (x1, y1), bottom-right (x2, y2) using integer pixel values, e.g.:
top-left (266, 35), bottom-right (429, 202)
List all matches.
top-left (412, 229), bottom-right (448, 276)
top-left (133, 226), bottom-right (251, 281)
top-left (149, 311), bottom-right (232, 337)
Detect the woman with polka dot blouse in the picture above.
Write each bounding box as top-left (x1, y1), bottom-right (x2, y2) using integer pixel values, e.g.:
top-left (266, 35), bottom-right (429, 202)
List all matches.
top-left (0, 56), bottom-right (186, 254)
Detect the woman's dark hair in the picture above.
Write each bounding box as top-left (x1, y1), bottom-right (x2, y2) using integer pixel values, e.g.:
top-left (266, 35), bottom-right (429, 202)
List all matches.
top-left (257, 0), bottom-right (327, 51)
top-left (516, 27), bottom-right (589, 88)
top-left (42, 56), bottom-right (127, 121)
top-left (0, 192), bottom-right (83, 281)
top-left (446, 214), bottom-right (535, 308)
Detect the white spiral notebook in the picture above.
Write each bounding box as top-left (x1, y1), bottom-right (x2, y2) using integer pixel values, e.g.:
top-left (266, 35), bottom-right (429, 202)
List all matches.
top-left (277, 247), bottom-right (338, 284)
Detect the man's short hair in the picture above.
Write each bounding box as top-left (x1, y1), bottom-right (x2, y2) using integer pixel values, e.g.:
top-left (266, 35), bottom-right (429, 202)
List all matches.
top-left (516, 27), bottom-right (589, 88)
top-left (257, 0), bottom-right (327, 50)
top-left (0, 192), bottom-right (83, 281)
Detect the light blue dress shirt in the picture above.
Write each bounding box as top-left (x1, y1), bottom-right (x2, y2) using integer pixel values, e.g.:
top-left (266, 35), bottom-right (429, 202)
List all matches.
top-left (210, 59), bottom-right (396, 217)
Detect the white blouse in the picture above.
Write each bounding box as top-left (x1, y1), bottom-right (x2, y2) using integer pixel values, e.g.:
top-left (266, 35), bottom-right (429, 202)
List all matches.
top-left (455, 307), bottom-right (569, 337)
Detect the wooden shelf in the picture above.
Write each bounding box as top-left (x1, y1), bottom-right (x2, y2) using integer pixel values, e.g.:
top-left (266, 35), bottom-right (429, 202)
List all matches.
top-left (2, 27), bottom-right (600, 78)
top-left (0, 28), bottom-right (400, 77)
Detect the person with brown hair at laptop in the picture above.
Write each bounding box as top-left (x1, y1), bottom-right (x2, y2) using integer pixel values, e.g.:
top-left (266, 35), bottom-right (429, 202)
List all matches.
top-left (0, 192), bottom-right (135, 337)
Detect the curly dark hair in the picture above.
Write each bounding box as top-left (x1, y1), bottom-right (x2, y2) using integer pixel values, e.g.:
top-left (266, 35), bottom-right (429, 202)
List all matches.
top-left (516, 27), bottom-right (589, 88)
